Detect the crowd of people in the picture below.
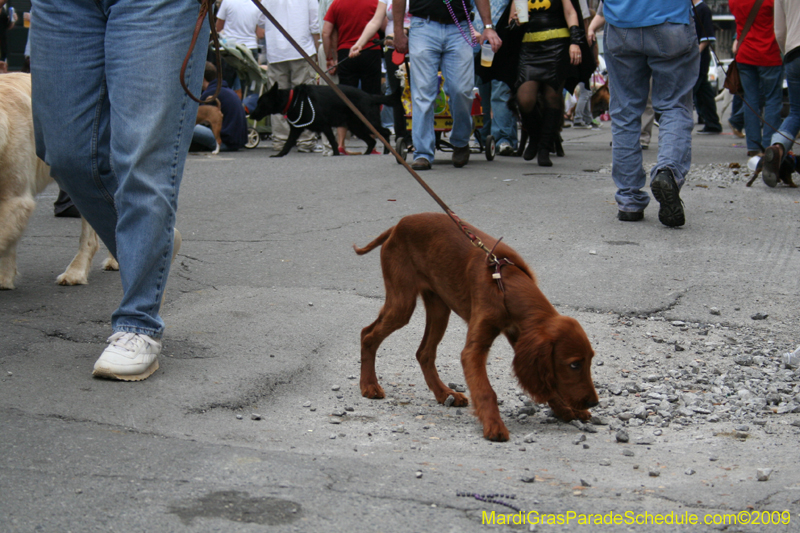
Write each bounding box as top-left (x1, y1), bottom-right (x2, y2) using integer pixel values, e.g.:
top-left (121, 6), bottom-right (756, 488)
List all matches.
top-left (5, 0), bottom-right (796, 381)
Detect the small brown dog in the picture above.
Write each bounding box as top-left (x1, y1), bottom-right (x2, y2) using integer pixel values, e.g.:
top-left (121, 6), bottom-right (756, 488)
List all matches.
top-left (196, 99), bottom-right (223, 154)
top-left (355, 213), bottom-right (598, 441)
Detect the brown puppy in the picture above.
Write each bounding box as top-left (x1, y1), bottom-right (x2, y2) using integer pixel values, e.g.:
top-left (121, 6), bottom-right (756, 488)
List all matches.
top-left (196, 99), bottom-right (223, 154)
top-left (355, 213), bottom-right (598, 441)
top-left (0, 73), bottom-right (117, 290)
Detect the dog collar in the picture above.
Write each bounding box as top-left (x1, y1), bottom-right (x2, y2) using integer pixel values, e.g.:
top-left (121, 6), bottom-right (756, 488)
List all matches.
top-left (283, 89), bottom-right (294, 116)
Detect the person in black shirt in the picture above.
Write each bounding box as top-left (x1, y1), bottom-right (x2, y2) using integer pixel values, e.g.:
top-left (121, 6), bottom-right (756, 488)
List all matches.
top-left (392, 0), bottom-right (500, 170)
top-left (192, 62), bottom-right (249, 152)
top-left (692, 0), bottom-right (722, 134)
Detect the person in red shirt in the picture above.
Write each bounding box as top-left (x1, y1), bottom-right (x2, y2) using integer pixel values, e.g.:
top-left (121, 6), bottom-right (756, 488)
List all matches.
top-left (729, 0), bottom-right (784, 156)
top-left (323, 0), bottom-right (384, 154)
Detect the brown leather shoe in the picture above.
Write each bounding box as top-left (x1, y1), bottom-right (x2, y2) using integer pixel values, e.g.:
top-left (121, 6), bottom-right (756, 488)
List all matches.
top-left (411, 157), bottom-right (431, 171)
top-left (452, 145), bottom-right (470, 168)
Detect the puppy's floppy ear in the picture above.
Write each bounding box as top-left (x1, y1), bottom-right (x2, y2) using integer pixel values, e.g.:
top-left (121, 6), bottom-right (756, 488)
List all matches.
top-left (269, 82), bottom-right (279, 94)
top-left (512, 328), bottom-right (555, 404)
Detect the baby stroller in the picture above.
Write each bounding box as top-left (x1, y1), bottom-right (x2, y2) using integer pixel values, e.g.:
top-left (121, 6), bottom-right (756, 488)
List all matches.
top-left (213, 40), bottom-right (271, 149)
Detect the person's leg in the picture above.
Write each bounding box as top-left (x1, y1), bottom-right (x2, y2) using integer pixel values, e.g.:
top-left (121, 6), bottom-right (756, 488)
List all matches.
top-left (603, 23), bottom-right (652, 214)
top-left (267, 61), bottom-right (292, 152)
top-left (32, 0), bottom-right (206, 340)
top-left (729, 93), bottom-right (744, 133)
top-left (53, 188), bottom-right (80, 218)
top-left (191, 124), bottom-right (217, 151)
top-left (336, 48), bottom-right (365, 154)
top-left (770, 56), bottom-right (800, 155)
top-left (476, 73), bottom-right (492, 145)
top-left (759, 64), bottom-right (785, 148)
top-left (360, 49), bottom-right (383, 95)
top-left (385, 47), bottom-right (409, 142)
top-left (536, 84), bottom-right (562, 167)
top-left (408, 17), bottom-right (443, 163)
top-left (101, 0), bottom-right (206, 335)
top-left (696, 78), bottom-right (722, 131)
top-left (440, 21), bottom-right (475, 152)
top-left (491, 80), bottom-right (517, 150)
top-left (739, 63), bottom-right (764, 153)
top-left (31, 1), bottom-right (119, 253)
top-left (288, 57), bottom-right (318, 151)
top-left (640, 84), bottom-right (654, 147)
top-left (763, 59), bottom-right (800, 185)
top-left (573, 81), bottom-right (592, 126)
top-left (319, 41), bottom-right (336, 155)
top-left (647, 22), bottom-right (698, 187)
top-left (646, 21), bottom-right (697, 227)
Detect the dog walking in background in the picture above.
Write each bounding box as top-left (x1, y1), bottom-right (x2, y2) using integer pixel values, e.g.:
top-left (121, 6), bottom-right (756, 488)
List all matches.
top-left (249, 82), bottom-right (396, 157)
top-left (0, 73), bottom-right (117, 289)
top-left (354, 213), bottom-right (599, 442)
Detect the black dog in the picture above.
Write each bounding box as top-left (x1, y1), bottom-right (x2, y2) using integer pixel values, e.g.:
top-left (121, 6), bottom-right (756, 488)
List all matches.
top-left (250, 82), bottom-right (397, 157)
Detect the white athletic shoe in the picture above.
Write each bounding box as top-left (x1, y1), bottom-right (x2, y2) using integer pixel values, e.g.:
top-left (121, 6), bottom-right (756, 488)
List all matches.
top-left (93, 332), bottom-right (162, 381)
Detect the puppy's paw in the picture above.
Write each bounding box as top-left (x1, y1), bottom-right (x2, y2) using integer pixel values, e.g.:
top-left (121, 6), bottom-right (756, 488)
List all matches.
top-left (102, 255), bottom-right (119, 271)
top-left (361, 383), bottom-right (385, 399)
top-left (447, 391), bottom-right (469, 407)
top-left (482, 420), bottom-right (510, 442)
top-left (575, 409), bottom-right (592, 421)
top-left (56, 270), bottom-right (88, 286)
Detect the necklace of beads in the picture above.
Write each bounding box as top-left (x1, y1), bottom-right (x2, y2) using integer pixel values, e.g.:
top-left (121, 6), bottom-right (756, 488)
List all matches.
top-left (443, 0), bottom-right (478, 46)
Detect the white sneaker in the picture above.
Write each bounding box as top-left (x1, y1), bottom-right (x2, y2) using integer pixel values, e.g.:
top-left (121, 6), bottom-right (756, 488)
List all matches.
top-left (497, 142), bottom-right (514, 156)
top-left (93, 332), bottom-right (162, 381)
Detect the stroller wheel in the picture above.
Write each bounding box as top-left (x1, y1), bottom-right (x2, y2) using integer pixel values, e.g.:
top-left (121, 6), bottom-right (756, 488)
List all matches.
top-left (396, 137), bottom-right (409, 164)
top-left (485, 135), bottom-right (496, 161)
top-left (245, 127), bottom-right (260, 149)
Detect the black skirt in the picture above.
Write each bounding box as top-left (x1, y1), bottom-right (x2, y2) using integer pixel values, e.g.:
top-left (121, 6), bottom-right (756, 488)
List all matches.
top-left (517, 37), bottom-right (571, 89)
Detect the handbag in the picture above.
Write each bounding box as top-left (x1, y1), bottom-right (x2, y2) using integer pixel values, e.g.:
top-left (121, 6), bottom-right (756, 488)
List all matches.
top-left (723, 0), bottom-right (764, 97)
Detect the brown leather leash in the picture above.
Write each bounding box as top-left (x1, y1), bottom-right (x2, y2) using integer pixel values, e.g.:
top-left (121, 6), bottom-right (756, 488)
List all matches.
top-left (180, 0), bottom-right (222, 104)
top-left (181, 0), bottom-right (513, 291)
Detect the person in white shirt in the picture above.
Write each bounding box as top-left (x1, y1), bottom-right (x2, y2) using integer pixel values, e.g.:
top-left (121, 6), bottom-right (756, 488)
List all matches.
top-left (216, 0), bottom-right (266, 98)
top-left (260, 0), bottom-right (320, 153)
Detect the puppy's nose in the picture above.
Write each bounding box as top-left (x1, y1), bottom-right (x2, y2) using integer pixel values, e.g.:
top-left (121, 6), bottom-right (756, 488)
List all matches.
top-left (585, 400), bottom-right (599, 408)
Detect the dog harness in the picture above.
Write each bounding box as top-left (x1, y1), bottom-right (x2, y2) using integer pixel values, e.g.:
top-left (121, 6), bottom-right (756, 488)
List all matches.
top-left (283, 90), bottom-right (316, 128)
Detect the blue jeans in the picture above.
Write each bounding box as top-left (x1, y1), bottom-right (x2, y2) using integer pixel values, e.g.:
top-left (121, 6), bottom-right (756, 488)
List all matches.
top-left (739, 63), bottom-right (784, 152)
top-left (729, 93), bottom-right (744, 131)
top-left (771, 55), bottom-right (800, 156)
top-left (31, 0), bottom-right (207, 338)
top-left (476, 75), bottom-right (518, 148)
top-left (192, 125), bottom-right (239, 152)
top-left (574, 82), bottom-right (593, 126)
top-left (408, 17), bottom-right (475, 162)
top-left (604, 22), bottom-right (698, 213)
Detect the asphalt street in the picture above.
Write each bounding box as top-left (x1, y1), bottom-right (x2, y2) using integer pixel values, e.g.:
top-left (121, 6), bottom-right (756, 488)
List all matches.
top-left (2, 116), bottom-right (800, 532)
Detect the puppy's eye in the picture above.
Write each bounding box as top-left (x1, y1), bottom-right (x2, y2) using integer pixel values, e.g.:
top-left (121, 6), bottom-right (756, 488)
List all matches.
top-left (569, 362), bottom-right (581, 370)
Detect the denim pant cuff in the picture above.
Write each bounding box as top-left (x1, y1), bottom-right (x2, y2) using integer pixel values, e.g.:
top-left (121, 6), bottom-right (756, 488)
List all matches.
top-left (114, 325), bottom-right (163, 339)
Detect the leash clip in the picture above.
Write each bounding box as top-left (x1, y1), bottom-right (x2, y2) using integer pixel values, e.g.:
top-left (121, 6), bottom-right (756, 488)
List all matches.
top-left (486, 237), bottom-right (514, 292)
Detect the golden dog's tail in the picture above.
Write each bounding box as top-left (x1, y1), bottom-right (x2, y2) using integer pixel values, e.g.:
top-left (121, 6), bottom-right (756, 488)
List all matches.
top-left (353, 227), bottom-right (394, 255)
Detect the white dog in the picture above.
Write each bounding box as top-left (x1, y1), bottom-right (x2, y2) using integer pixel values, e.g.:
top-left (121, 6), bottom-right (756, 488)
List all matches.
top-left (0, 72), bottom-right (117, 290)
